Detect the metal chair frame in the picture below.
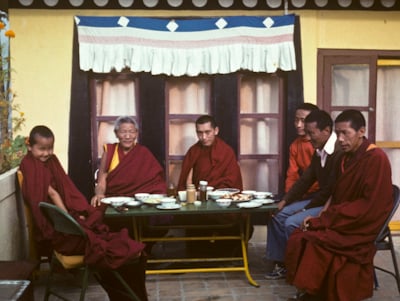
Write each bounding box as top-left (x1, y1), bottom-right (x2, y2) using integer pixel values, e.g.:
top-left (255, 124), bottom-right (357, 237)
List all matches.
top-left (374, 184), bottom-right (400, 293)
top-left (39, 202), bottom-right (140, 301)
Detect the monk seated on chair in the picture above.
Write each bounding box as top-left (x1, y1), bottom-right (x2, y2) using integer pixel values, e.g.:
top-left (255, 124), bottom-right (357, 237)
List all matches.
top-left (90, 116), bottom-right (170, 254)
top-left (176, 115), bottom-right (249, 257)
top-left (285, 110), bottom-right (393, 301)
top-left (20, 125), bottom-right (148, 301)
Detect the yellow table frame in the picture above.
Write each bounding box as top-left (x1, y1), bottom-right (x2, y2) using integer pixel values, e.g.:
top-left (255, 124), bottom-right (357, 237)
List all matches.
top-left (105, 201), bottom-right (277, 287)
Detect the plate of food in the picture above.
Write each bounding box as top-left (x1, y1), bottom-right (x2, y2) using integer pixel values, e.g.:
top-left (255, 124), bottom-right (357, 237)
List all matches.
top-left (142, 197), bottom-right (163, 205)
top-left (236, 201), bottom-right (263, 209)
top-left (223, 193), bottom-right (252, 203)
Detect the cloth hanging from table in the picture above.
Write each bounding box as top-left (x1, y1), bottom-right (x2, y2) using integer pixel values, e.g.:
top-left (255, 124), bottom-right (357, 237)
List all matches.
top-left (75, 14), bottom-right (296, 76)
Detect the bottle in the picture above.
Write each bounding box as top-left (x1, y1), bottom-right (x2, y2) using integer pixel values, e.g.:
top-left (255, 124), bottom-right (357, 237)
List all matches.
top-left (167, 182), bottom-right (176, 197)
top-left (199, 180), bottom-right (208, 202)
top-left (186, 183), bottom-right (196, 203)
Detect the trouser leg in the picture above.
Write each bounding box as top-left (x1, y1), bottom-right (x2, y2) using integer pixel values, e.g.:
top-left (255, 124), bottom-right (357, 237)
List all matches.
top-left (266, 200), bottom-right (311, 263)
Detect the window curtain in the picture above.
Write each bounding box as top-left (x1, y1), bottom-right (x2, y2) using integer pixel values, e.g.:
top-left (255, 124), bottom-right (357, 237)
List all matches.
top-left (75, 14), bottom-right (296, 76)
top-left (95, 78), bottom-right (138, 159)
top-left (376, 66), bottom-right (400, 221)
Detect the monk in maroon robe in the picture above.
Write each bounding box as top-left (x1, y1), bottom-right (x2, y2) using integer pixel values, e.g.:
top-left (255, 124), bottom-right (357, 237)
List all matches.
top-left (102, 143), bottom-right (167, 196)
top-left (177, 136), bottom-right (243, 191)
top-left (20, 125), bottom-right (148, 301)
top-left (177, 115), bottom-right (244, 255)
top-left (92, 116), bottom-right (166, 205)
top-left (285, 110), bottom-right (393, 301)
top-left (91, 116), bottom-right (169, 255)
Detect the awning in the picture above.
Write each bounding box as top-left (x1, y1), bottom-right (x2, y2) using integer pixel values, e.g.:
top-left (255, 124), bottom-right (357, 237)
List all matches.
top-left (75, 14), bottom-right (296, 76)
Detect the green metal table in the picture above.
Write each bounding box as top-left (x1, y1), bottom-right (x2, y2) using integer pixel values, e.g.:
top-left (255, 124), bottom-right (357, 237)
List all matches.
top-left (105, 200), bottom-right (278, 287)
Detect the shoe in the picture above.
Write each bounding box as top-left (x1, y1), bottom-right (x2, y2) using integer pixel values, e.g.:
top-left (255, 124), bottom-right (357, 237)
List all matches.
top-left (264, 265), bottom-right (287, 280)
top-left (287, 292), bottom-right (322, 301)
top-left (287, 292), bottom-right (307, 301)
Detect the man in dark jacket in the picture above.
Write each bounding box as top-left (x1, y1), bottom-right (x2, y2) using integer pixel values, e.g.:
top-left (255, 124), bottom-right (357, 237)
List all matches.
top-left (265, 110), bottom-right (343, 280)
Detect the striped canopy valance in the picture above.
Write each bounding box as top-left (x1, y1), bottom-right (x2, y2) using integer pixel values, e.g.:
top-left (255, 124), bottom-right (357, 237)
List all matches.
top-left (75, 14), bottom-right (296, 76)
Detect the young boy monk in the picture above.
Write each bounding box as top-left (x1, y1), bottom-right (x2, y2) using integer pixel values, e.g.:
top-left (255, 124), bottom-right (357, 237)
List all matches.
top-left (20, 125), bottom-right (148, 301)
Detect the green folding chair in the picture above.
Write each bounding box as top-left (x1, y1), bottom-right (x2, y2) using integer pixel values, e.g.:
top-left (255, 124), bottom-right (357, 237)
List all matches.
top-left (39, 202), bottom-right (141, 301)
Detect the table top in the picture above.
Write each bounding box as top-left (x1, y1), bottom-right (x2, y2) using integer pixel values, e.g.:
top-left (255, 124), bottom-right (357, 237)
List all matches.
top-left (105, 199), bottom-right (278, 217)
top-left (0, 280), bottom-right (30, 300)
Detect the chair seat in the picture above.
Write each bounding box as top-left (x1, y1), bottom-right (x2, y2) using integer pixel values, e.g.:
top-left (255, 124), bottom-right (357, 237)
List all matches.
top-left (40, 203), bottom-right (141, 301)
top-left (54, 251), bottom-right (84, 269)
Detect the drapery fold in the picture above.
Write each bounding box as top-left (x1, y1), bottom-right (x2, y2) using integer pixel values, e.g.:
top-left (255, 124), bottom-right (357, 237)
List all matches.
top-left (75, 15), bottom-right (296, 76)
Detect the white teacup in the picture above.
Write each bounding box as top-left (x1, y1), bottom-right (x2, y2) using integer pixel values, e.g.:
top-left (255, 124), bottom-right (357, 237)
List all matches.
top-left (178, 190), bottom-right (187, 202)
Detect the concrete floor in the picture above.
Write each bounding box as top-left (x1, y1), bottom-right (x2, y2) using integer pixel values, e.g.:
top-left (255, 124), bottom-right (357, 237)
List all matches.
top-left (33, 226), bottom-right (400, 301)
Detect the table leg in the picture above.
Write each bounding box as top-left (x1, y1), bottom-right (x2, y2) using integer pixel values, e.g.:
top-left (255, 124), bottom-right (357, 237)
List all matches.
top-left (131, 217), bottom-right (140, 241)
top-left (241, 214), bottom-right (259, 287)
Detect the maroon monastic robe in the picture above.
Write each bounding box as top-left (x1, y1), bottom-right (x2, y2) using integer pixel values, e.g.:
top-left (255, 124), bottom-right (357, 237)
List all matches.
top-left (20, 152), bottom-right (145, 269)
top-left (177, 137), bottom-right (243, 190)
top-left (285, 139), bottom-right (393, 301)
top-left (105, 143), bottom-right (167, 196)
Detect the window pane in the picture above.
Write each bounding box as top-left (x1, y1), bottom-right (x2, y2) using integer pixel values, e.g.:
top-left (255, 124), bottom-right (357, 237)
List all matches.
top-left (240, 118), bottom-right (279, 155)
top-left (240, 159), bottom-right (279, 193)
top-left (376, 66), bottom-right (400, 141)
top-left (168, 161), bottom-right (183, 188)
top-left (168, 77), bottom-right (210, 114)
top-left (169, 119), bottom-right (197, 155)
top-left (95, 79), bottom-right (137, 116)
top-left (240, 75), bottom-right (279, 113)
top-left (331, 64), bottom-right (369, 106)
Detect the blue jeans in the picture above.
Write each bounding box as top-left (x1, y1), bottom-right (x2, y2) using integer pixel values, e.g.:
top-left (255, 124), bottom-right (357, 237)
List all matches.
top-left (265, 199), bottom-right (322, 263)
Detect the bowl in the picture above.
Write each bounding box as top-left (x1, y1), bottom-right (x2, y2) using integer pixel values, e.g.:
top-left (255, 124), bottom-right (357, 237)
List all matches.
top-left (135, 193), bottom-right (150, 202)
top-left (253, 191), bottom-right (272, 199)
top-left (241, 190), bottom-right (256, 197)
top-left (160, 197), bottom-right (176, 208)
top-left (216, 188), bottom-right (240, 194)
top-left (208, 190), bottom-right (229, 200)
top-left (216, 198), bottom-right (232, 208)
top-left (151, 193), bottom-right (166, 198)
top-left (106, 197), bottom-right (132, 208)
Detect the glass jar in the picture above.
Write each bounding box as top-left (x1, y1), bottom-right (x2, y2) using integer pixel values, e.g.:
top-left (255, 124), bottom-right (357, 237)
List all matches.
top-left (167, 182), bottom-right (176, 197)
top-left (199, 180), bottom-right (208, 202)
top-left (186, 183), bottom-right (196, 203)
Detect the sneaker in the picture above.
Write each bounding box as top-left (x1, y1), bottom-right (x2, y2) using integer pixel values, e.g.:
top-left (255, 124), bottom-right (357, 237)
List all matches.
top-left (264, 265), bottom-right (287, 280)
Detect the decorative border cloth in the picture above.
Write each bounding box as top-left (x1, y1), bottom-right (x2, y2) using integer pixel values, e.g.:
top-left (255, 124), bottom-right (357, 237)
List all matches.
top-left (75, 14), bottom-right (296, 76)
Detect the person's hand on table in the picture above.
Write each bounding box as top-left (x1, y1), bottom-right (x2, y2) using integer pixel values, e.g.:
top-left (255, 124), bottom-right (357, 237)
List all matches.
top-left (277, 200), bottom-right (286, 211)
top-left (91, 194), bottom-right (105, 207)
top-left (269, 200), bottom-right (286, 218)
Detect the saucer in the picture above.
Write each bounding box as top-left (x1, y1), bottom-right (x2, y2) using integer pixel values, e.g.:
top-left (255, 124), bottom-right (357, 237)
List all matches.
top-left (253, 198), bottom-right (275, 205)
top-left (237, 201), bottom-right (262, 209)
top-left (156, 204), bottom-right (181, 210)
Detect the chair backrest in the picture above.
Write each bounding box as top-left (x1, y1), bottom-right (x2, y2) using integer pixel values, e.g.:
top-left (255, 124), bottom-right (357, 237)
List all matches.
top-left (376, 184), bottom-right (400, 242)
top-left (39, 202), bottom-right (87, 239)
top-left (17, 170), bottom-right (39, 262)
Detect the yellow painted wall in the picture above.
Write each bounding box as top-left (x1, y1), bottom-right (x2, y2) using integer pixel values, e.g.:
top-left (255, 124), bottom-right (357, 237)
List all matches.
top-left (9, 9), bottom-right (400, 168)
